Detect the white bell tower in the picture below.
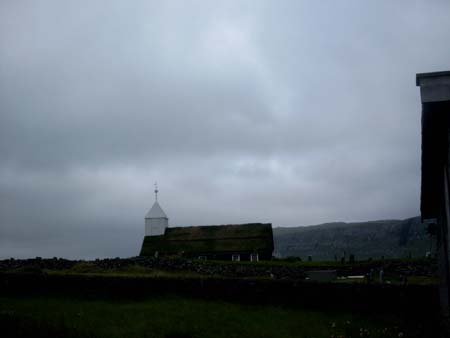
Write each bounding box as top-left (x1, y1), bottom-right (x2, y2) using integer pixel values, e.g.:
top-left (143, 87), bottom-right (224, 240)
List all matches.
top-left (145, 182), bottom-right (168, 236)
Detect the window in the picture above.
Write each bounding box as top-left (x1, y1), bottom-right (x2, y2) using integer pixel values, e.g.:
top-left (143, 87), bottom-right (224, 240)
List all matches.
top-left (232, 254), bottom-right (240, 262)
top-left (250, 253), bottom-right (259, 262)
top-left (198, 256), bottom-right (207, 261)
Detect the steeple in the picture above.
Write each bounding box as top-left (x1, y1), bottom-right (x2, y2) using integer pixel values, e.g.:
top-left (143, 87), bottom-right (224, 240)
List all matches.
top-left (145, 182), bottom-right (169, 236)
top-left (145, 200), bottom-right (168, 219)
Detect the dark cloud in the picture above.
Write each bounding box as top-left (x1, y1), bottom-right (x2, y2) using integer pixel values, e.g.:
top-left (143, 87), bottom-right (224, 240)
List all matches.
top-left (1, 1), bottom-right (449, 258)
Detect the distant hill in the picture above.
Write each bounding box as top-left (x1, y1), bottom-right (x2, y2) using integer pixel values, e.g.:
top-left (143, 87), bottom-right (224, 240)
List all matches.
top-left (273, 216), bottom-right (434, 260)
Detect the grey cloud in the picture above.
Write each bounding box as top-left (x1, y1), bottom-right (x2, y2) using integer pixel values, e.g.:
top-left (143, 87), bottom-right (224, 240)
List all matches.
top-left (1, 0), bottom-right (449, 258)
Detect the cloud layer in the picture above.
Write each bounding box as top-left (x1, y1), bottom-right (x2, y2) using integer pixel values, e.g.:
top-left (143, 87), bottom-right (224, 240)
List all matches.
top-left (1, 1), bottom-right (450, 258)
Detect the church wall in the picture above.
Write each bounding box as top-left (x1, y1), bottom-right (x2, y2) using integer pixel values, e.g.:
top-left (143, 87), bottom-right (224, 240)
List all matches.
top-left (145, 218), bottom-right (168, 236)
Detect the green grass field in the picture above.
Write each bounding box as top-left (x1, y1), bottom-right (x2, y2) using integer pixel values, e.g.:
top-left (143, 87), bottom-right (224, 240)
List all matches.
top-left (0, 295), bottom-right (429, 338)
top-left (0, 258), bottom-right (440, 337)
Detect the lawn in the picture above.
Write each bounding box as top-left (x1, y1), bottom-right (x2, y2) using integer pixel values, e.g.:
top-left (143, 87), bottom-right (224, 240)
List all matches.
top-left (0, 295), bottom-right (432, 338)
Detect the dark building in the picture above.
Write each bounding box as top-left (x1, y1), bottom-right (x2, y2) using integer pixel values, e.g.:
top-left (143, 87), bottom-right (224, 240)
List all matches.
top-left (417, 71), bottom-right (450, 316)
top-left (140, 223), bottom-right (274, 261)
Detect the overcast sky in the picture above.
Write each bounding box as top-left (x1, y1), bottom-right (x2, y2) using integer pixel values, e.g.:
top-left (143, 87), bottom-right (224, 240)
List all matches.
top-left (1, 1), bottom-right (450, 259)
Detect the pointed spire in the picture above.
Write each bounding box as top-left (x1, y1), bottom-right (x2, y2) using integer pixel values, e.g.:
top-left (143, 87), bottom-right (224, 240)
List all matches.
top-left (145, 181), bottom-right (168, 219)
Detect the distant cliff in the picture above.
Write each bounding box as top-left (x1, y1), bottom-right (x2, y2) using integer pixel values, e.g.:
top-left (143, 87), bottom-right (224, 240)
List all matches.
top-left (273, 217), bottom-right (434, 260)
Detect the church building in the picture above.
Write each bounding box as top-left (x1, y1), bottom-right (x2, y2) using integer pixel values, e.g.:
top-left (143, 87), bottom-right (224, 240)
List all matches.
top-left (140, 184), bottom-right (274, 261)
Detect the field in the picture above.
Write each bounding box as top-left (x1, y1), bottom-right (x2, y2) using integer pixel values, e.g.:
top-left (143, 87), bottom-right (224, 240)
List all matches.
top-left (0, 258), bottom-right (441, 337)
top-left (0, 295), bottom-right (428, 338)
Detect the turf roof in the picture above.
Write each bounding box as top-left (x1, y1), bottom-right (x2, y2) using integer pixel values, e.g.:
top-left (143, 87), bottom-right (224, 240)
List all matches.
top-left (140, 223), bottom-right (273, 256)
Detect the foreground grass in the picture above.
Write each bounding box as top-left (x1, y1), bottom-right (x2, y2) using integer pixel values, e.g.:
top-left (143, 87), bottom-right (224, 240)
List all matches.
top-left (0, 295), bottom-right (430, 338)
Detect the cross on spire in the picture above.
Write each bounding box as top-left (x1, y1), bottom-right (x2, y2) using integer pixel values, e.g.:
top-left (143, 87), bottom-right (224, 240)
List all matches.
top-left (154, 182), bottom-right (159, 201)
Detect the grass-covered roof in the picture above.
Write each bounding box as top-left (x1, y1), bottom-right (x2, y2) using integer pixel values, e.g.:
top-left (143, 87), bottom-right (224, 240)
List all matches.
top-left (140, 223), bottom-right (273, 256)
